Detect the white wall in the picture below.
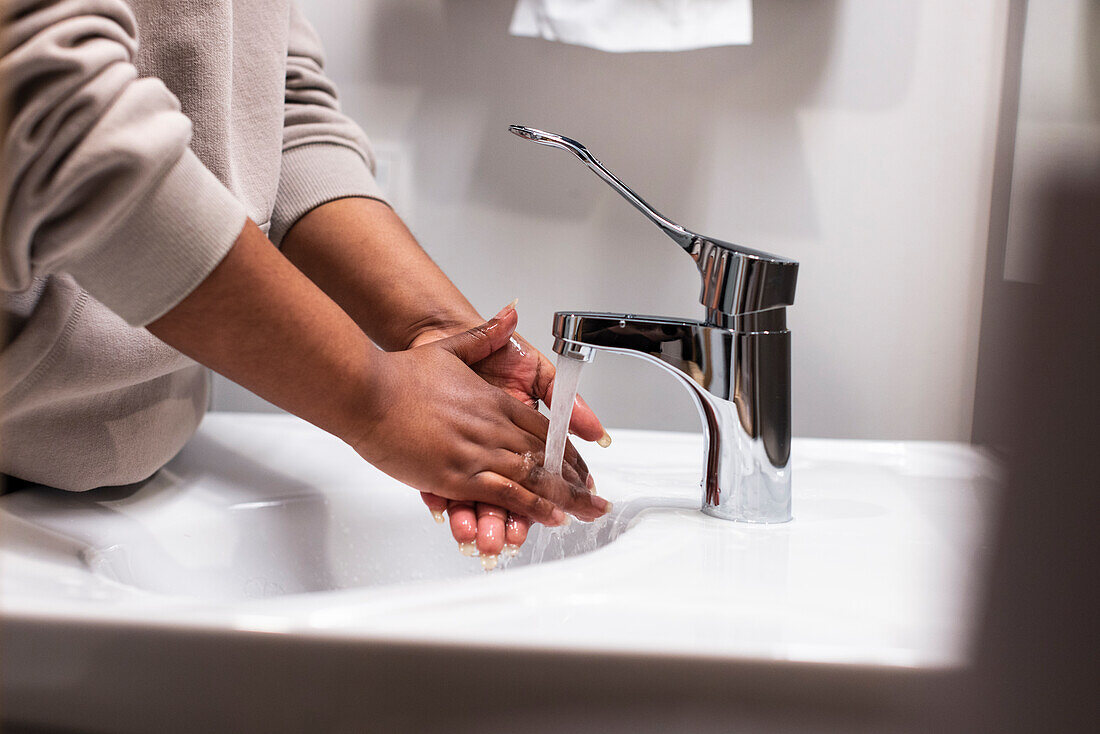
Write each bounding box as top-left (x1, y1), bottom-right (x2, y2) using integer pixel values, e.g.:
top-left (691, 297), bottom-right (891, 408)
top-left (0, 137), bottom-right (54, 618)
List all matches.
top-left (213, 0), bottom-right (1010, 441)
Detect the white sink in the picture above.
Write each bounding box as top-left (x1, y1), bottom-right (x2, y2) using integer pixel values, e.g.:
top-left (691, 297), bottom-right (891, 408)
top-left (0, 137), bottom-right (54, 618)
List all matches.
top-left (0, 413), bottom-right (999, 732)
top-left (0, 419), bottom-right (651, 603)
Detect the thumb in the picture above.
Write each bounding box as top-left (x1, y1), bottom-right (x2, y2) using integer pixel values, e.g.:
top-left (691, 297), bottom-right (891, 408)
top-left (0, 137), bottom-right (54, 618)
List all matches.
top-left (436, 306), bottom-right (518, 365)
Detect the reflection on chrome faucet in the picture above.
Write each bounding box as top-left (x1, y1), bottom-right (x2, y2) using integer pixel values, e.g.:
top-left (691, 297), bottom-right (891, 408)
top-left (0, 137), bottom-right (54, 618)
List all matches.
top-left (511, 125), bottom-right (798, 523)
top-left (553, 313), bottom-right (792, 523)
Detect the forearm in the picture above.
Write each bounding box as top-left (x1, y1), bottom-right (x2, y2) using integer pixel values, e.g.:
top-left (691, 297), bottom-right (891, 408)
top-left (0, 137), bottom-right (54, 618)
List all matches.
top-left (279, 197), bottom-right (481, 351)
top-left (148, 219), bottom-right (377, 442)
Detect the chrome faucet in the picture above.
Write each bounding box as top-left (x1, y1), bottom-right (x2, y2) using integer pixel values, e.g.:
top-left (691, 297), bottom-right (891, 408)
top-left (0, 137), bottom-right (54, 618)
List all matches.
top-left (510, 126), bottom-right (799, 523)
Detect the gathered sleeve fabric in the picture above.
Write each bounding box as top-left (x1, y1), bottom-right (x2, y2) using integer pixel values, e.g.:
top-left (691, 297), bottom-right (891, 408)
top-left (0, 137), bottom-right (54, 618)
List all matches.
top-left (268, 3), bottom-right (387, 247)
top-left (0, 0), bottom-right (248, 327)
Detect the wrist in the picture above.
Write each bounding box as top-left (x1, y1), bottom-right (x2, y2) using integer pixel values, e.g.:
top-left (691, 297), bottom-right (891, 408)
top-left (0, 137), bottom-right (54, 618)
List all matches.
top-left (334, 345), bottom-right (397, 454)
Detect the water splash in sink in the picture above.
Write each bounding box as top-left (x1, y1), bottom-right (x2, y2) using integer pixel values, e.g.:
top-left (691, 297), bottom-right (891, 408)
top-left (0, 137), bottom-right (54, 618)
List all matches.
top-left (506, 496), bottom-right (693, 567)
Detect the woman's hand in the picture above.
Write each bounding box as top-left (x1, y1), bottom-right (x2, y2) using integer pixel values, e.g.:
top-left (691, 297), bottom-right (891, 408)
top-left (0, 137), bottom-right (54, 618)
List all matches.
top-left (276, 200), bottom-right (608, 563)
top-left (353, 306), bottom-right (610, 537)
top-left (408, 305), bottom-right (609, 562)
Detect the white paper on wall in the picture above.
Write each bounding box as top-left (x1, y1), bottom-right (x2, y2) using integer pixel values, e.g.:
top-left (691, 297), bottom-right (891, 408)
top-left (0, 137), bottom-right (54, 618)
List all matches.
top-left (509, 0), bottom-right (753, 53)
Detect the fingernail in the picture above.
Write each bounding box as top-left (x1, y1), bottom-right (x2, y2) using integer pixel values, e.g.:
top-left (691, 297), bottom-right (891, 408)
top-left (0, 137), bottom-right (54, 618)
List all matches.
top-left (493, 298), bottom-right (519, 319)
top-left (550, 508), bottom-right (567, 526)
top-left (480, 554), bottom-right (499, 571)
top-left (592, 496), bottom-right (613, 515)
top-left (458, 541), bottom-right (479, 557)
top-left (586, 474), bottom-right (596, 492)
top-left (597, 430), bottom-right (612, 448)
top-left (504, 543), bottom-right (520, 558)
top-left (431, 509), bottom-right (445, 524)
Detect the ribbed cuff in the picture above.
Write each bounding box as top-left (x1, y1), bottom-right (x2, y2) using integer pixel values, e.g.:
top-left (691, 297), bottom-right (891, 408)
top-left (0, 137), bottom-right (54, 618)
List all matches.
top-left (68, 148), bottom-right (248, 326)
top-left (268, 142), bottom-right (388, 247)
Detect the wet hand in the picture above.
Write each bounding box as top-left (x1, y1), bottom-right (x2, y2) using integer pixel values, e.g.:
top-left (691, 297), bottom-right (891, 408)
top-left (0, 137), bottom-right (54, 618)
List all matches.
top-left (354, 306), bottom-right (610, 541)
top-left (469, 322), bottom-right (608, 446)
top-left (409, 305), bottom-right (609, 564)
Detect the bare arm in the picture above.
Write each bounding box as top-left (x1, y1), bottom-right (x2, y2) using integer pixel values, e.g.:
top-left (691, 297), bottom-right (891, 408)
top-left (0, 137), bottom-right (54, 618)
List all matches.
top-left (148, 219), bottom-right (374, 441)
top-left (280, 198), bottom-right (603, 440)
top-left (280, 197), bottom-right (479, 351)
top-left (148, 220), bottom-right (608, 527)
top-left (279, 198), bottom-right (609, 556)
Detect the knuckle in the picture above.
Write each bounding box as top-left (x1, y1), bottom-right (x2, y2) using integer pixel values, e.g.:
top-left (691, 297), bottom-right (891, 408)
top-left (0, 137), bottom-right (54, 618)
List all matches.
top-left (531, 497), bottom-right (555, 520)
top-left (516, 451), bottom-right (538, 482)
top-left (499, 481), bottom-right (523, 505)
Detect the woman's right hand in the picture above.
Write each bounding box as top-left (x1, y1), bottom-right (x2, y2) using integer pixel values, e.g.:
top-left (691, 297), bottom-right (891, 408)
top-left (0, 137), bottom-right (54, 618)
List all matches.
top-left (350, 306), bottom-right (610, 526)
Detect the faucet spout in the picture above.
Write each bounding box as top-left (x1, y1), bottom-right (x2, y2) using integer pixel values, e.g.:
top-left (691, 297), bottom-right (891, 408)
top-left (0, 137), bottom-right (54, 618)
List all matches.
top-left (553, 312), bottom-right (792, 523)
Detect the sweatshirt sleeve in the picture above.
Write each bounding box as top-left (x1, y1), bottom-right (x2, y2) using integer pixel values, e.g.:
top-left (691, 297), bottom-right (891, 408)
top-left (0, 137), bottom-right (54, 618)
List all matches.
top-left (0, 0), bottom-right (248, 327)
top-left (268, 3), bottom-right (387, 247)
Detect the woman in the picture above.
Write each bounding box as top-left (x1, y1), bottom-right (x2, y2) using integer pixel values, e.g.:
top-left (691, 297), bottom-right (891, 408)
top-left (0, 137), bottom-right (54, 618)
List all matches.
top-left (0, 0), bottom-right (611, 560)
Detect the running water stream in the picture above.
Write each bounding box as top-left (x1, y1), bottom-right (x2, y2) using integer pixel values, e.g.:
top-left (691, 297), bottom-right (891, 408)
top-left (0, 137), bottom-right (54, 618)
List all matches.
top-left (542, 354), bottom-right (586, 475)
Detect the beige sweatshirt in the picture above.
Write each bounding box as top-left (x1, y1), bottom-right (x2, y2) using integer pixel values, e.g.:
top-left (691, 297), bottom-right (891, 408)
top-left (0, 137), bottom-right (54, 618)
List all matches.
top-left (0, 0), bottom-right (384, 489)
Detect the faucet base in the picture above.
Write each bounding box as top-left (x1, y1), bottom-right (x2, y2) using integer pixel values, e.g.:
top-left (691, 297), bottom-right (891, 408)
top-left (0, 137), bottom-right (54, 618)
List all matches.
top-left (695, 383), bottom-right (792, 524)
top-left (702, 506), bottom-right (792, 524)
top-left (552, 311), bottom-right (793, 524)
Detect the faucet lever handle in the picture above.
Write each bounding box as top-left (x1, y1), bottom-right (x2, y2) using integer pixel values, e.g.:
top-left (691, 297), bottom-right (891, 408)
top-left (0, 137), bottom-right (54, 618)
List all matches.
top-left (508, 125), bottom-right (696, 251)
top-left (509, 125), bottom-right (799, 322)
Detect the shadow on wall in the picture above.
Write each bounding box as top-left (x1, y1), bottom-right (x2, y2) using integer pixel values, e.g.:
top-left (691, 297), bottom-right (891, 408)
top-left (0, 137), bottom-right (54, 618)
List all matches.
top-left (365, 0), bottom-right (917, 233)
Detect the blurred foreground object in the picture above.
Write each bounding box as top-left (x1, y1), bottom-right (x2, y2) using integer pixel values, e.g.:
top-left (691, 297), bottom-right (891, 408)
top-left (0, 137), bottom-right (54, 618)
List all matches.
top-left (966, 168), bottom-right (1100, 732)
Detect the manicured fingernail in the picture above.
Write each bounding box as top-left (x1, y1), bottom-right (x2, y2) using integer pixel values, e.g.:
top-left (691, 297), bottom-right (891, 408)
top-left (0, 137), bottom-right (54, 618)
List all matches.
top-left (592, 496), bottom-right (613, 515)
top-left (458, 541), bottom-right (479, 557)
top-left (504, 543), bottom-right (520, 558)
top-left (480, 554), bottom-right (499, 571)
top-left (586, 474), bottom-right (596, 492)
top-left (431, 509), bottom-right (445, 524)
top-left (597, 430), bottom-right (612, 448)
top-left (493, 298), bottom-right (519, 319)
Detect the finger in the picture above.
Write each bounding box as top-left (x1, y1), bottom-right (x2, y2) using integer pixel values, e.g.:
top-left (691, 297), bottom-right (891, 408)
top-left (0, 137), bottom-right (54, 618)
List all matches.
top-left (505, 513), bottom-right (530, 555)
top-left (501, 403), bottom-right (592, 488)
top-left (447, 501), bottom-right (479, 554)
top-left (493, 450), bottom-right (609, 522)
top-left (572, 393), bottom-right (610, 446)
top-left (562, 438), bottom-right (593, 489)
top-left (538, 352), bottom-right (606, 444)
top-left (475, 503), bottom-right (507, 560)
top-left (420, 492), bottom-right (448, 524)
top-left (436, 307), bottom-right (518, 365)
top-left (467, 471), bottom-right (567, 527)
top-left (536, 438), bottom-right (592, 493)
top-left (550, 376), bottom-right (611, 444)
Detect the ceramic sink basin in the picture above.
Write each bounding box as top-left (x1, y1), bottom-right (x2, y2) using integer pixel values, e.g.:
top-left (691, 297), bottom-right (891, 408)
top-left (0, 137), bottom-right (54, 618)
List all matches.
top-left (0, 418), bottom-right (649, 603)
top-left (0, 412), bottom-right (999, 733)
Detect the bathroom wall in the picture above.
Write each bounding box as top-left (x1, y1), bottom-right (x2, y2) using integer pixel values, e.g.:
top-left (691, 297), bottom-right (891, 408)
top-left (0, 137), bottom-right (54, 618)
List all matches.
top-left (212, 0), bottom-right (1011, 441)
